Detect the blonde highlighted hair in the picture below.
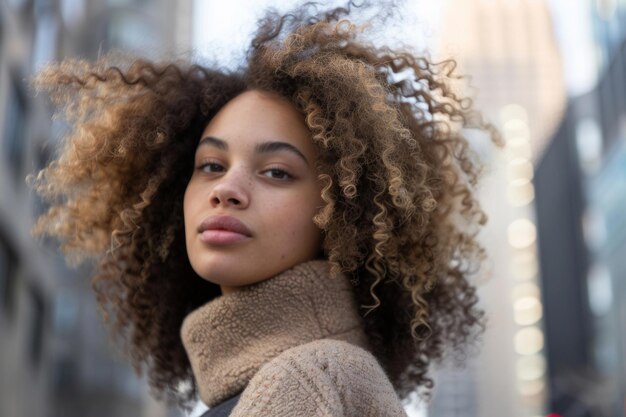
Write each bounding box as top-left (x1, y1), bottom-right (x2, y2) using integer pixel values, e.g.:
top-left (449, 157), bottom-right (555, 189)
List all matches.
top-left (30, 1), bottom-right (500, 410)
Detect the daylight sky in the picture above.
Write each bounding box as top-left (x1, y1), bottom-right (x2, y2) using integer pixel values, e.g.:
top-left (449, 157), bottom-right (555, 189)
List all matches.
top-left (193, 0), bottom-right (597, 96)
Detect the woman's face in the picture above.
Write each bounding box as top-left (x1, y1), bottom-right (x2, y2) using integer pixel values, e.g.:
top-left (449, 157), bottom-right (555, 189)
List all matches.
top-left (184, 89), bottom-right (325, 294)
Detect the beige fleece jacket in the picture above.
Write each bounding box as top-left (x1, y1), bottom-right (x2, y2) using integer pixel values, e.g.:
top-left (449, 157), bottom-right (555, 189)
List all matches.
top-left (180, 260), bottom-right (409, 416)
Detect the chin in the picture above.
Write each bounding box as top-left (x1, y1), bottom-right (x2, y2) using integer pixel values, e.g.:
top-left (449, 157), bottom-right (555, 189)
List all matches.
top-left (192, 254), bottom-right (318, 288)
top-left (195, 263), bottom-right (256, 287)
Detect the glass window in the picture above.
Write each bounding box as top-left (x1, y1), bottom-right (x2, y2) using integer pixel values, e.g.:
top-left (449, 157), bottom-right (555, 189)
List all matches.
top-left (3, 78), bottom-right (28, 180)
top-left (51, 356), bottom-right (76, 397)
top-left (0, 235), bottom-right (18, 321)
top-left (7, 0), bottom-right (31, 11)
top-left (107, 11), bottom-right (159, 52)
top-left (28, 284), bottom-right (45, 367)
top-left (60, 0), bottom-right (85, 29)
top-left (0, 242), bottom-right (7, 314)
top-left (107, 0), bottom-right (147, 6)
top-left (52, 289), bottom-right (77, 335)
top-left (0, 9), bottom-right (4, 56)
top-left (575, 117), bottom-right (603, 176)
top-left (31, 13), bottom-right (59, 72)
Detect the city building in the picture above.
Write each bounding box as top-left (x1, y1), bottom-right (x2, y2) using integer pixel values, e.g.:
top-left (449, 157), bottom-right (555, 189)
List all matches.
top-left (0, 0), bottom-right (192, 416)
top-left (535, 1), bottom-right (626, 415)
top-left (432, 0), bottom-right (566, 415)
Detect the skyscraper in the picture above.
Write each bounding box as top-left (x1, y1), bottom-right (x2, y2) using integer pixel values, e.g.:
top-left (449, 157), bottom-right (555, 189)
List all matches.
top-left (0, 1), bottom-right (192, 416)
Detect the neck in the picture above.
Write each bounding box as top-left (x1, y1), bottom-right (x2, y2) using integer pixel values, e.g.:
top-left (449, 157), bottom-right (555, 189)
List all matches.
top-left (219, 284), bottom-right (237, 295)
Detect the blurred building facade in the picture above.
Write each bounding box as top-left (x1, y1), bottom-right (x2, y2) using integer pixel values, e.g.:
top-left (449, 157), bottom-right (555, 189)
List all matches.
top-left (430, 0), bottom-right (566, 416)
top-left (3, 1), bottom-right (626, 417)
top-left (0, 0), bottom-right (191, 416)
top-left (535, 1), bottom-right (626, 416)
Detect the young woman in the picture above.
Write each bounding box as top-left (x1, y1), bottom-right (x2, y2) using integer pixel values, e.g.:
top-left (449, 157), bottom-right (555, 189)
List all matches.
top-left (29, 2), bottom-right (499, 416)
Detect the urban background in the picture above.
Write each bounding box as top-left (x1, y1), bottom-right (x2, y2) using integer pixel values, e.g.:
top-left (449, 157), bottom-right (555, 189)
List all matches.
top-left (0, 0), bottom-right (624, 416)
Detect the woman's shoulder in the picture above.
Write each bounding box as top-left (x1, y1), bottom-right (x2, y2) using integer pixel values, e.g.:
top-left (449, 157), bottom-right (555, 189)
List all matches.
top-left (270, 338), bottom-right (382, 374)
top-left (229, 339), bottom-right (408, 417)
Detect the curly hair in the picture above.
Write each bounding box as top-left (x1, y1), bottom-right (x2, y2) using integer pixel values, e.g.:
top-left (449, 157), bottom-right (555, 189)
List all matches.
top-left (29, 1), bottom-right (501, 410)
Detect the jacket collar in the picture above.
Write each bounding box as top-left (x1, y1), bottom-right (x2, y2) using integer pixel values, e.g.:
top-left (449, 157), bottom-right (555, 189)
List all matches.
top-left (180, 260), bottom-right (371, 407)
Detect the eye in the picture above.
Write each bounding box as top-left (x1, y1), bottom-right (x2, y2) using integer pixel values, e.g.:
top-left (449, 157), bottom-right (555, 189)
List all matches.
top-left (197, 161), bottom-right (224, 173)
top-left (262, 167), bottom-right (293, 180)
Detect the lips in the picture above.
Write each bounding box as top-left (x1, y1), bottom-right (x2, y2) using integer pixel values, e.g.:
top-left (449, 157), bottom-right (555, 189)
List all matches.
top-left (197, 216), bottom-right (253, 246)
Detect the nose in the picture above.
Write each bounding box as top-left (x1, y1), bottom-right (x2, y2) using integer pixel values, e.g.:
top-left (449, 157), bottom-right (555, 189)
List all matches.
top-left (208, 168), bottom-right (250, 209)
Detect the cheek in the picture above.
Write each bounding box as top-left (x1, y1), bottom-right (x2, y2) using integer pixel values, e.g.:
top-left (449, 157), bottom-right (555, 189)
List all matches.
top-left (182, 188), bottom-right (190, 219)
top-left (265, 198), bottom-right (312, 234)
top-left (182, 184), bottom-right (197, 233)
top-left (274, 196), bottom-right (321, 241)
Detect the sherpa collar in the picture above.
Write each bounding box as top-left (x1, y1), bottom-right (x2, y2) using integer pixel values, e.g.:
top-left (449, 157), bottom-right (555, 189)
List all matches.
top-left (180, 260), bottom-right (371, 407)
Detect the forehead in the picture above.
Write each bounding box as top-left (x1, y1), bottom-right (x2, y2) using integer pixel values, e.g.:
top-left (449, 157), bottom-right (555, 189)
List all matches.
top-left (200, 90), bottom-right (314, 153)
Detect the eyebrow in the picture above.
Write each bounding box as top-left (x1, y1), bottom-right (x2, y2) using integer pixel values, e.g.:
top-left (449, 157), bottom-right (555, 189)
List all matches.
top-left (197, 136), bottom-right (309, 166)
